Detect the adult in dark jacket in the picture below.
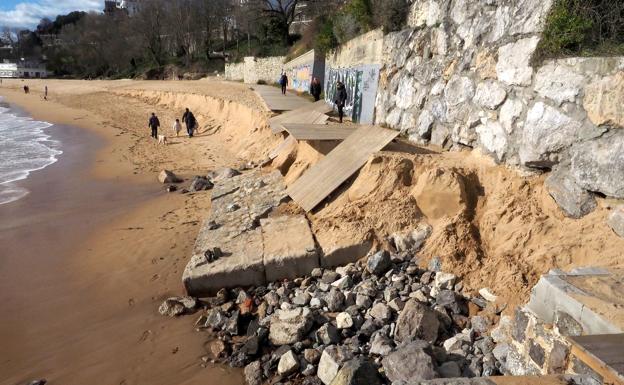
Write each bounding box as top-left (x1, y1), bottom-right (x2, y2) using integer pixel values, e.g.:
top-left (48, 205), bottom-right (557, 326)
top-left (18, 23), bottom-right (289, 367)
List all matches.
top-left (310, 77), bottom-right (322, 101)
top-left (279, 73), bottom-right (288, 95)
top-left (148, 112), bottom-right (160, 139)
top-left (334, 81), bottom-right (348, 123)
top-left (182, 108), bottom-right (197, 138)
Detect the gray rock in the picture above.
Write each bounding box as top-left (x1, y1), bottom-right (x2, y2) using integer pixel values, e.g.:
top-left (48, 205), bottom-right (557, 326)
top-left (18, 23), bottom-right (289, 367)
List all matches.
top-left (324, 289), bottom-right (346, 312)
top-left (317, 323), bottom-right (341, 344)
top-left (369, 303), bottom-right (392, 322)
top-left (475, 336), bottom-right (495, 355)
top-left (548, 340), bottom-right (570, 372)
top-left (244, 361), bottom-right (262, 385)
top-left (318, 345), bottom-right (354, 385)
top-left (206, 308), bottom-right (227, 330)
top-left (329, 358), bottom-right (382, 385)
top-left (473, 80), bottom-right (507, 110)
top-left (389, 224), bottom-right (432, 252)
top-left (366, 251), bottom-right (392, 276)
top-left (190, 176), bottom-right (214, 192)
top-left (382, 341), bottom-right (437, 383)
top-left (158, 296), bottom-right (196, 317)
top-left (433, 272), bottom-right (456, 291)
top-left (158, 169), bottom-right (182, 184)
top-left (395, 299), bottom-right (440, 344)
top-left (302, 364), bottom-right (317, 376)
top-left (493, 343), bottom-right (510, 363)
top-left (435, 290), bottom-right (463, 314)
top-left (439, 361), bottom-right (462, 378)
top-left (476, 120), bottom-right (508, 162)
top-left (304, 348), bottom-right (322, 364)
top-left (528, 340), bottom-right (546, 368)
top-left (336, 312), bottom-right (354, 329)
top-left (355, 294), bottom-right (372, 309)
top-left (496, 37), bottom-right (540, 86)
top-left (208, 167), bottom-right (241, 181)
top-left (471, 316), bottom-right (491, 334)
top-left (535, 63), bottom-right (586, 105)
top-left (332, 276), bottom-right (353, 290)
top-left (277, 350), bottom-right (300, 376)
top-left (608, 205), bottom-right (624, 238)
top-left (445, 76), bottom-right (475, 107)
top-left (545, 169), bottom-right (596, 218)
top-left (555, 311), bottom-right (583, 336)
top-left (269, 307), bottom-right (313, 345)
top-left (570, 132), bottom-right (624, 198)
top-left (513, 308), bottom-right (529, 342)
top-left (369, 332), bottom-right (394, 356)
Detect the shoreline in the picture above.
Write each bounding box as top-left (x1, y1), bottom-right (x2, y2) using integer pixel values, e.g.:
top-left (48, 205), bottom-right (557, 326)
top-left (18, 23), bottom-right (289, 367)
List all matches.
top-left (0, 88), bottom-right (244, 384)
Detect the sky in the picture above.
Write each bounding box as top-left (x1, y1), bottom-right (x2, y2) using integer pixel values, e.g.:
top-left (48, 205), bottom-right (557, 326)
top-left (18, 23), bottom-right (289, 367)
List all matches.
top-left (0, 0), bottom-right (103, 30)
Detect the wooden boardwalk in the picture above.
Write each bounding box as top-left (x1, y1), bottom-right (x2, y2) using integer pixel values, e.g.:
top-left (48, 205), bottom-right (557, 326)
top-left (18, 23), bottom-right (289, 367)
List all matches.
top-left (253, 85), bottom-right (311, 112)
top-left (287, 125), bottom-right (399, 211)
top-left (569, 334), bottom-right (624, 384)
top-left (270, 101), bottom-right (334, 133)
top-left (282, 123), bottom-right (357, 141)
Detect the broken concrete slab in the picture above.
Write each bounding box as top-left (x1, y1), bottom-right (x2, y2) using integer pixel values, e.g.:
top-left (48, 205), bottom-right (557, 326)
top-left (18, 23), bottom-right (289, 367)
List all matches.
top-left (261, 215), bottom-right (319, 282)
top-left (183, 171), bottom-right (288, 296)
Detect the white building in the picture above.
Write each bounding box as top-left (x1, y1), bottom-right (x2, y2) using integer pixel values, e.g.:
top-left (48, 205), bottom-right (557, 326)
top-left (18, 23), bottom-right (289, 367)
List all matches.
top-left (118, 0), bottom-right (140, 16)
top-left (0, 62), bottom-right (48, 78)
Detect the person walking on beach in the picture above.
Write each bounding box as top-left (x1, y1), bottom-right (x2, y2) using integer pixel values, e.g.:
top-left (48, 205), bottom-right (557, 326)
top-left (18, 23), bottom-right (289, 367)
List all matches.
top-left (182, 108), bottom-right (197, 138)
top-left (279, 73), bottom-right (288, 95)
top-left (23, 85), bottom-right (29, 94)
top-left (172, 118), bottom-right (182, 137)
top-left (335, 81), bottom-right (348, 123)
top-left (148, 113), bottom-right (160, 139)
top-left (44, 85), bottom-right (48, 101)
top-left (310, 77), bottom-right (322, 102)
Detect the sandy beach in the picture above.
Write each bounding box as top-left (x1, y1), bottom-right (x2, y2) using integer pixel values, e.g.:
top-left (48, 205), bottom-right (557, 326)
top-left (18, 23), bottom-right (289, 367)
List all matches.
top-left (0, 79), bottom-right (265, 384)
top-left (1, 77), bottom-right (623, 384)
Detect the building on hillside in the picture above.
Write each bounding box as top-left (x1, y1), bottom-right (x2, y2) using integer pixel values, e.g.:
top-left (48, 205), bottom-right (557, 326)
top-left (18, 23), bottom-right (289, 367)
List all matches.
top-left (290, 3), bottom-right (313, 34)
top-left (0, 61), bottom-right (48, 78)
top-left (104, 0), bottom-right (140, 17)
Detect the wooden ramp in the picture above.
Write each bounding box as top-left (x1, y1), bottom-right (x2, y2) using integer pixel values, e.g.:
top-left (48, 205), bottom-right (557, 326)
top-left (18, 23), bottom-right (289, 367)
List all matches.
top-left (253, 85), bottom-right (311, 112)
top-left (269, 135), bottom-right (297, 160)
top-left (287, 125), bottom-right (399, 211)
top-left (270, 101), bottom-right (334, 134)
top-left (569, 334), bottom-right (624, 385)
top-left (282, 123), bottom-right (357, 140)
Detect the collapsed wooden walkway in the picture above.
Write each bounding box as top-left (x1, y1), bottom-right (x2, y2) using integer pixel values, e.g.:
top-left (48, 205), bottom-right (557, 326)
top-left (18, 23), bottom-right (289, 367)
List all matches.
top-left (253, 85), bottom-right (312, 112)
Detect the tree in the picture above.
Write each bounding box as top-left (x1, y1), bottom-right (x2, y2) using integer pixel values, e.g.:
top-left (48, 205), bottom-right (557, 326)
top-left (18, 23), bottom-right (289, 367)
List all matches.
top-left (254, 0), bottom-right (301, 45)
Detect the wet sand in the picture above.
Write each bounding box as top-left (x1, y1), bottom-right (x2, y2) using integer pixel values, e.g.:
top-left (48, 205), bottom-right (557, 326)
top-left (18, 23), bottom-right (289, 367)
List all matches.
top-left (0, 105), bottom-right (241, 384)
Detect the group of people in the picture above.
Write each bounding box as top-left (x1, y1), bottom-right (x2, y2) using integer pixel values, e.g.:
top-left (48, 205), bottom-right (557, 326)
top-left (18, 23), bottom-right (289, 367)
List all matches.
top-left (21, 84), bottom-right (48, 100)
top-left (148, 107), bottom-right (197, 140)
top-left (279, 73), bottom-right (348, 123)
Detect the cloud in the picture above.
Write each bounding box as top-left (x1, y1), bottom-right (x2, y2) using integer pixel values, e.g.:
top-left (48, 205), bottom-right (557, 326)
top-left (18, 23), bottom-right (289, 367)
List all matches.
top-left (0, 0), bottom-right (103, 30)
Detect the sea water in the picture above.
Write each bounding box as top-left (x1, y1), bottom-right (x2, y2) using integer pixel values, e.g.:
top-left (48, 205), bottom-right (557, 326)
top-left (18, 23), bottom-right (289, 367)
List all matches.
top-left (0, 98), bottom-right (62, 205)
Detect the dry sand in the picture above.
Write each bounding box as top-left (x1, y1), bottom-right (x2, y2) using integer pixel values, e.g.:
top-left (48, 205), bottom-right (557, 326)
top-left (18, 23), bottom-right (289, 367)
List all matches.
top-left (1, 77), bottom-right (623, 383)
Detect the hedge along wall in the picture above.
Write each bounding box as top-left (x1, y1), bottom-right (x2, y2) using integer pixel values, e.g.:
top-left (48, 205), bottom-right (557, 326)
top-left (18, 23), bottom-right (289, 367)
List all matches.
top-left (283, 50), bottom-right (326, 94)
top-left (324, 28), bottom-right (385, 124)
top-left (225, 56), bottom-right (286, 84)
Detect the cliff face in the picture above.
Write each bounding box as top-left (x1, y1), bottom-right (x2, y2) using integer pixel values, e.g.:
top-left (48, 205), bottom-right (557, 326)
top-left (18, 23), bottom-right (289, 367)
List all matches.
top-left (375, 0), bottom-right (624, 214)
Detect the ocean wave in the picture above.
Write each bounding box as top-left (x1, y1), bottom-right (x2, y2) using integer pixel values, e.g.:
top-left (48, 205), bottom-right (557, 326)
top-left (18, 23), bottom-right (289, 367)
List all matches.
top-left (0, 98), bottom-right (62, 205)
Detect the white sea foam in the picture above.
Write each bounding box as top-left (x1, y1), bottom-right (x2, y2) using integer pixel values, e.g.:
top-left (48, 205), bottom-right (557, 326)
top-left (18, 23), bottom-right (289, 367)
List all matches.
top-left (0, 99), bottom-right (62, 205)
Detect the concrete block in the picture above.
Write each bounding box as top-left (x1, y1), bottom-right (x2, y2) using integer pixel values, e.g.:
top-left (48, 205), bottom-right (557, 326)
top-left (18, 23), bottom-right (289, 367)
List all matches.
top-left (316, 230), bottom-right (374, 268)
top-left (261, 215), bottom-right (319, 281)
top-left (183, 228), bottom-right (265, 296)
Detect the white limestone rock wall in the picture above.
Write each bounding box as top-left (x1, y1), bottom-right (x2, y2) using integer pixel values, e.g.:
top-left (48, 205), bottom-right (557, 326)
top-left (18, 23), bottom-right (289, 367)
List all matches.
top-left (375, 0), bottom-right (624, 210)
top-left (224, 56), bottom-right (286, 84)
top-left (225, 61), bottom-right (245, 81)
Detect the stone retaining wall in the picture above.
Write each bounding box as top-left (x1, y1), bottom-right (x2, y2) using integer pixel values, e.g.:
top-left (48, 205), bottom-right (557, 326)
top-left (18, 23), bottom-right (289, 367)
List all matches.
top-left (224, 56), bottom-right (286, 84)
top-left (374, 0), bottom-right (624, 216)
top-left (283, 49), bottom-right (326, 94)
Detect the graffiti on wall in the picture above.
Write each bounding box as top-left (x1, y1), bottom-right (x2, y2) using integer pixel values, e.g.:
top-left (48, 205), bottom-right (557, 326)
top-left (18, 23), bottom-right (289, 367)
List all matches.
top-left (289, 64), bottom-right (312, 93)
top-left (324, 64), bottom-right (380, 124)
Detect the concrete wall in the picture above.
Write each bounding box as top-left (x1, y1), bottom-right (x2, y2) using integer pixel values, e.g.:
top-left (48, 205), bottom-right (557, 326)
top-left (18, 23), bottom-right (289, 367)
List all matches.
top-left (283, 49), bottom-right (325, 94)
top-left (374, 0), bottom-right (624, 215)
top-left (324, 29), bottom-right (384, 124)
top-left (224, 56), bottom-right (286, 84)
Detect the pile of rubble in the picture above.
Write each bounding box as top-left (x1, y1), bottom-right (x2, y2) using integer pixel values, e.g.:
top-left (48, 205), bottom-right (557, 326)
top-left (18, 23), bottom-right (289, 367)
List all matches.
top-left (161, 250), bottom-right (507, 385)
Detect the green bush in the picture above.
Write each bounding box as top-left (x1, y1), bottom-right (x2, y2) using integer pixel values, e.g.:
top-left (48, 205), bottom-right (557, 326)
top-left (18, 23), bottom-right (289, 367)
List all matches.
top-left (534, 0), bottom-right (624, 64)
top-left (314, 18), bottom-right (339, 53)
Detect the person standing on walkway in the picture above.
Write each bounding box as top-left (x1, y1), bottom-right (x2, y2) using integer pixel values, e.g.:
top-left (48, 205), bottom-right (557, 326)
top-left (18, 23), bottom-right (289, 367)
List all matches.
top-left (335, 81), bottom-right (348, 123)
top-left (310, 77), bottom-right (322, 102)
top-left (148, 112), bottom-right (160, 139)
top-left (182, 108), bottom-right (197, 138)
top-left (279, 73), bottom-right (289, 95)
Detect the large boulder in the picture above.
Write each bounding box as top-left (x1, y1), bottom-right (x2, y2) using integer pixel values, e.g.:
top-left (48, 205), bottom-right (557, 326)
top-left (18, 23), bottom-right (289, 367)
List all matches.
top-left (583, 71), bottom-right (624, 129)
top-left (520, 102), bottom-right (602, 168)
top-left (570, 132), bottom-right (624, 198)
top-left (473, 80), bottom-right (507, 110)
top-left (269, 307), bottom-right (313, 345)
top-left (395, 299), bottom-right (440, 344)
top-left (158, 170), bottom-right (182, 184)
top-left (476, 120), bottom-right (509, 162)
top-left (381, 341), bottom-right (437, 383)
top-left (318, 345), bottom-right (354, 385)
top-left (534, 63), bottom-right (586, 106)
top-left (329, 358), bottom-right (382, 385)
top-left (496, 37), bottom-right (540, 86)
top-left (607, 206), bottom-right (624, 238)
top-left (545, 169), bottom-right (597, 218)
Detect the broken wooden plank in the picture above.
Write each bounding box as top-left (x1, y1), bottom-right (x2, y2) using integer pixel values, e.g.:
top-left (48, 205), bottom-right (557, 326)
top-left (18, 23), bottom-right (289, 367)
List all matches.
top-left (282, 123), bottom-right (357, 141)
top-left (269, 135), bottom-right (297, 160)
top-left (287, 125), bottom-right (399, 211)
top-left (568, 334), bottom-right (624, 385)
top-left (271, 110), bottom-right (329, 134)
